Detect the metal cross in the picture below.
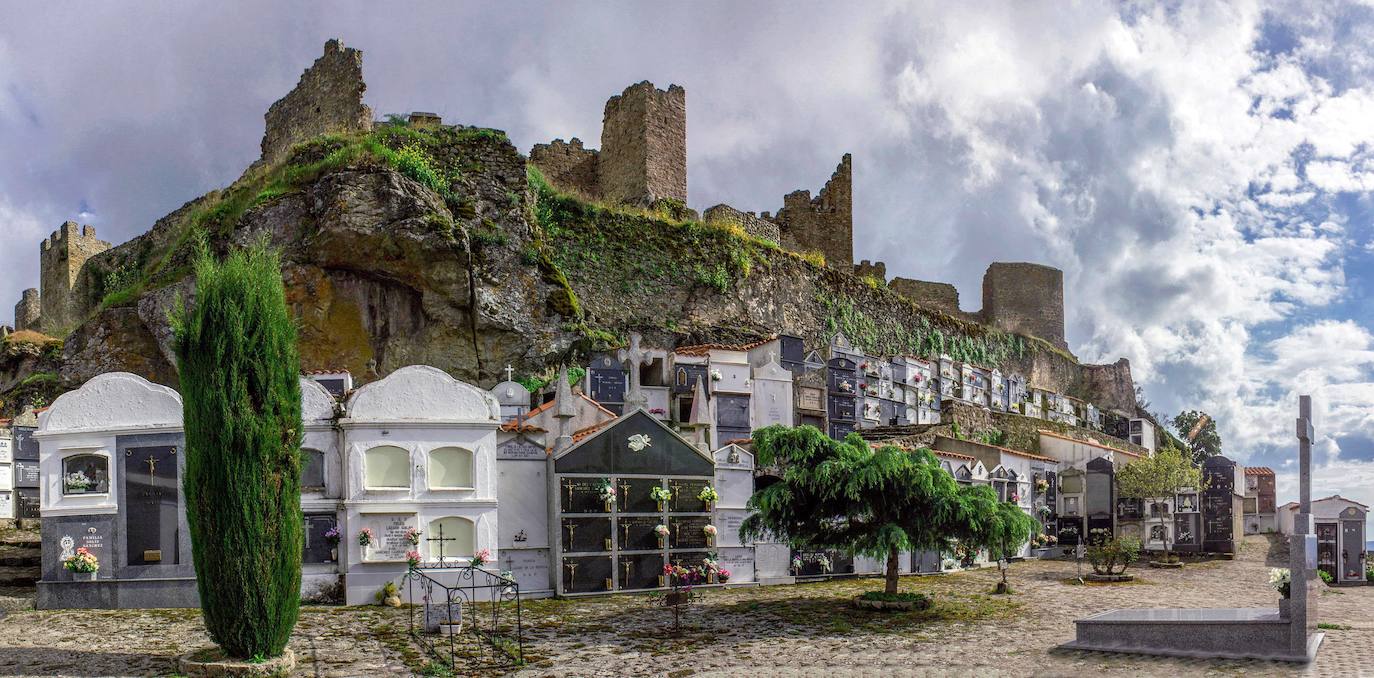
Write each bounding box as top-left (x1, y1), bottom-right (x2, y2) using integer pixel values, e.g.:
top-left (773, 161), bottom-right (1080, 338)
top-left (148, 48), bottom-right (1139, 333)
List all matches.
top-left (426, 523), bottom-right (457, 562)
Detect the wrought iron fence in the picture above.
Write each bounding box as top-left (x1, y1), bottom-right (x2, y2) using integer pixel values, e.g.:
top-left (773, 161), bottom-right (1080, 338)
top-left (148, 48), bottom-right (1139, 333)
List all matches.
top-left (405, 563), bottom-right (524, 671)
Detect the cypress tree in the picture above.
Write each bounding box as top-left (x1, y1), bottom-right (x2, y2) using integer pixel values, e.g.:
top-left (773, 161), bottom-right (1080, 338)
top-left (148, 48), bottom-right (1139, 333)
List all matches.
top-left (172, 244), bottom-right (303, 659)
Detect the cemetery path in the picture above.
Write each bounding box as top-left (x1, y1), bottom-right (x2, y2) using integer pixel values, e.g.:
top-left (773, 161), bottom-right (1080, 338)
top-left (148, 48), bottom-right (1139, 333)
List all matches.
top-left (0, 535), bottom-right (1368, 676)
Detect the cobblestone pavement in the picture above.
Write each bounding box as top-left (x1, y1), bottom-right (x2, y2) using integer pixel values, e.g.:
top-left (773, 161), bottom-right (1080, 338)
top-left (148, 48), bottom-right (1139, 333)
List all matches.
top-left (0, 535), bottom-right (1368, 676)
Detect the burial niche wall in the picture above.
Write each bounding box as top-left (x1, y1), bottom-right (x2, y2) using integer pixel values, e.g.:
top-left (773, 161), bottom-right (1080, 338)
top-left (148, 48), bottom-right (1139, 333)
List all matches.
top-left (553, 410), bottom-right (716, 594)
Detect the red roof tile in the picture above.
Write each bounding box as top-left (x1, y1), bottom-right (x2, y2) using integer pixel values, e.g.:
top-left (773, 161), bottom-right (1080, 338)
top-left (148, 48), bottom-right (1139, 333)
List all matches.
top-left (1244, 466), bottom-right (1275, 476)
top-left (673, 335), bottom-right (778, 357)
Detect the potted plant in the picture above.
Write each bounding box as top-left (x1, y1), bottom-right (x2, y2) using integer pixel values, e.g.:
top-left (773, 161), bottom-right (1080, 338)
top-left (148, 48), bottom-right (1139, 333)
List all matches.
top-left (717, 568), bottom-right (731, 583)
top-left (655, 524), bottom-right (670, 548)
top-left (698, 485), bottom-right (719, 510)
top-left (1271, 568), bottom-right (1291, 617)
top-left (324, 526), bottom-right (341, 561)
top-left (703, 524), bottom-right (717, 546)
top-left (376, 581), bottom-right (401, 608)
top-left (63, 547), bottom-right (99, 581)
top-left (651, 486), bottom-right (673, 511)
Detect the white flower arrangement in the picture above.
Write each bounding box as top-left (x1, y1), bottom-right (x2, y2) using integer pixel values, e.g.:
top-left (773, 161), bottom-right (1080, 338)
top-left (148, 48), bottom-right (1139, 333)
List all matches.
top-left (710, 369), bottom-right (723, 381)
top-left (627, 434), bottom-right (652, 452)
top-left (64, 471), bottom-right (93, 492)
top-left (1270, 568), bottom-right (1291, 598)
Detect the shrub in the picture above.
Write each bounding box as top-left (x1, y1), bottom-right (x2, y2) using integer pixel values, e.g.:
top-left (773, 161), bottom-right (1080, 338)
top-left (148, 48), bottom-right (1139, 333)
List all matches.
top-left (172, 243), bottom-right (303, 659)
top-left (1086, 533), bottom-right (1140, 575)
top-left (1319, 569), bottom-right (1334, 585)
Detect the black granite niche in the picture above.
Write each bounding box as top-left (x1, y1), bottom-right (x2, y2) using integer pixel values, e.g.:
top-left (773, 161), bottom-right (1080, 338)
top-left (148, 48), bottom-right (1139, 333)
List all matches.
top-left (124, 445), bottom-right (179, 566)
top-left (617, 515), bottom-right (663, 551)
top-left (668, 479), bottom-right (711, 513)
top-left (560, 477), bottom-right (612, 514)
top-left (617, 478), bottom-right (663, 513)
top-left (563, 555), bottom-right (612, 593)
top-left (618, 553), bottom-right (665, 590)
top-left (669, 515), bottom-right (712, 550)
top-left (562, 516), bottom-right (612, 554)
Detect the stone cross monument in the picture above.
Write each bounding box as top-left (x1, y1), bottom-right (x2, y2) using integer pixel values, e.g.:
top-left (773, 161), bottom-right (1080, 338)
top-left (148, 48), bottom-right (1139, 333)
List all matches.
top-left (617, 332), bottom-right (653, 412)
top-left (1287, 394), bottom-right (1321, 657)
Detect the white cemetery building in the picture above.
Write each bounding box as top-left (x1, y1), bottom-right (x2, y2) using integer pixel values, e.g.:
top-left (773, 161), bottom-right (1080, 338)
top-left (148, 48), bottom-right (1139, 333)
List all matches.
top-left (337, 365), bottom-right (502, 605)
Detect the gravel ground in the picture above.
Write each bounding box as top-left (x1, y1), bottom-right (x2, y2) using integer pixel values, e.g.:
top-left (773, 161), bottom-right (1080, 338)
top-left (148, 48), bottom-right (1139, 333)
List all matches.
top-left (0, 534), bottom-right (1368, 677)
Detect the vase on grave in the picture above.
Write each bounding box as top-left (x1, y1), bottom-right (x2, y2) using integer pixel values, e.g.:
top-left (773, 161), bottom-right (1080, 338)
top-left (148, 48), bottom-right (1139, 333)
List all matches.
top-left (657, 501), bottom-right (665, 512)
top-left (604, 499), bottom-right (613, 513)
top-left (658, 536), bottom-right (666, 549)
top-left (604, 537), bottom-right (612, 551)
top-left (74, 570), bottom-right (97, 582)
top-left (604, 578), bottom-right (613, 591)
top-left (708, 572), bottom-right (717, 584)
top-left (658, 575), bottom-right (666, 587)
top-left (330, 547), bottom-right (338, 562)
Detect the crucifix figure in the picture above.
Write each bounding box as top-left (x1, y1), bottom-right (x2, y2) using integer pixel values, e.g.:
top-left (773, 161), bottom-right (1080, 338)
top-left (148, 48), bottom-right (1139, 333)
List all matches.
top-left (617, 332), bottom-right (653, 412)
top-left (504, 364), bottom-right (515, 382)
top-left (427, 523), bottom-right (457, 562)
top-left (143, 455), bottom-right (160, 498)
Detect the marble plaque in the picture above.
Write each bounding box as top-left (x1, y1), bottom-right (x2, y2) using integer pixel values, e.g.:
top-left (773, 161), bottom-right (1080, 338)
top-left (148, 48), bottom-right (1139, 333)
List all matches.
top-left (0, 491), bottom-right (11, 519)
top-left (562, 516), bottom-right (612, 554)
top-left (714, 468), bottom-right (753, 508)
top-left (715, 509), bottom-right (749, 547)
top-left (563, 555), bottom-right (612, 593)
top-left (0, 437), bottom-right (10, 463)
top-left (669, 515), bottom-right (712, 549)
top-left (361, 513), bottom-right (418, 562)
top-left (798, 387), bottom-right (824, 412)
top-left (498, 439), bottom-right (545, 460)
top-left (617, 478), bottom-right (662, 513)
top-left (13, 461), bottom-right (39, 488)
top-left (716, 546), bottom-right (755, 583)
top-left (498, 548), bottom-right (551, 593)
top-left (617, 515), bottom-right (663, 551)
top-left (668, 551), bottom-right (710, 570)
top-left (618, 553), bottom-right (665, 590)
top-left (560, 476), bottom-right (611, 514)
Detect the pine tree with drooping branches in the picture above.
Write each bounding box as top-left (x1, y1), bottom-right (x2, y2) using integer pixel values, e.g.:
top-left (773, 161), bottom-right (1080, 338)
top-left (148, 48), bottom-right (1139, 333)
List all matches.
top-left (172, 243), bottom-right (303, 659)
top-left (954, 485), bottom-right (1037, 593)
top-left (741, 425), bottom-right (978, 594)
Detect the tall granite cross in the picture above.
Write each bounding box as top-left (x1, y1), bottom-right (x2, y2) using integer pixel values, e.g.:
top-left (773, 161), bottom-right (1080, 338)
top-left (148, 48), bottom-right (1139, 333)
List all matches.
top-left (1288, 393), bottom-right (1321, 658)
top-left (618, 332), bottom-right (652, 412)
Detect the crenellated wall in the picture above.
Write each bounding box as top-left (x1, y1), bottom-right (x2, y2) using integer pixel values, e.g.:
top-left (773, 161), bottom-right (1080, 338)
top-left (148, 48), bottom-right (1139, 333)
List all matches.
top-left (14, 289), bottom-right (40, 332)
top-left (767, 153), bottom-right (853, 269)
top-left (530, 138), bottom-right (600, 198)
top-left (703, 204), bottom-right (781, 243)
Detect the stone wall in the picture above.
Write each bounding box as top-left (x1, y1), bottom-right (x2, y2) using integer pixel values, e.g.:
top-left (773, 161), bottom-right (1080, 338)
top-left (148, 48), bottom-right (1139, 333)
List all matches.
top-left (769, 154), bottom-right (853, 269)
top-left (890, 278), bottom-right (961, 316)
top-left (852, 259), bottom-right (886, 282)
top-left (980, 262), bottom-right (1066, 350)
top-left (703, 204), bottom-right (780, 243)
top-left (530, 138), bottom-right (601, 198)
top-left (37, 222), bottom-right (110, 334)
top-left (993, 408), bottom-right (1148, 457)
top-left (598, 81), bottom-right (686, 206)
top-left (14, 288), bottom-right (39, 331)
top-left (1079, 358), bottom-right (1136, 415)
top-left (260, 39), bottom-right (373, 165)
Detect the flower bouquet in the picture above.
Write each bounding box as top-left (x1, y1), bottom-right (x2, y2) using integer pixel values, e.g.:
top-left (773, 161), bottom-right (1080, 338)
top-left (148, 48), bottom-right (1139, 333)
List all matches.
top-left (599, 479), bottom-right (616, 511)
top-left (63, 547), bottom-right (99, 580)
top-left (64, 470), bottom-right (93, 493)
top-left (698, 485), bottom-right (719, 508)
top-left (703, 524), bottom-right (717, 545)
top-left (406, 550), bottom-right (422, 569)
top-left (1270, 568), bottom-right (1291, 599)
top-left (404, 527), bottom-right (422, 546)
top-left (471, 548), bottom-right (490, 568)
top-left (357, 528), bottom-right (375, 548)
top-left (655, 523), bottom-right (669, 547)
top-left (651, 486), bottom-right (672, 510)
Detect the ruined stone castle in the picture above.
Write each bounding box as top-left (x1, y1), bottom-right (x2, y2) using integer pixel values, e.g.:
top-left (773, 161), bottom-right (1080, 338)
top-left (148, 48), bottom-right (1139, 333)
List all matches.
top-left (8, 39), bottom-right (1093, 397)
top-left (529, 83), bottom-right (1069, 351)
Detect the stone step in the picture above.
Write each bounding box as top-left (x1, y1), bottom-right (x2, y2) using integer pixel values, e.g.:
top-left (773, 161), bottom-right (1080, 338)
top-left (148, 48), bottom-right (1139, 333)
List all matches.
top-left (0, 566), bottom-right (39, 587)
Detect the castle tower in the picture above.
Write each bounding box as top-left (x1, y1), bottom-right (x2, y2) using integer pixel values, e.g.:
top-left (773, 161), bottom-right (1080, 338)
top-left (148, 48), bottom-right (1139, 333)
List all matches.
top-left (980, 262), bottom-right (1066, 350)
top-left (260, 39), bottom-right (373, 165)
top-left (13, 288), bottom-right (40, 332)
top-left (770, 154), bottom-right (853, 269)
top-left (38, 222), bottom-right (110, 333)
top-left (598, 81), bottom-right (686, 206)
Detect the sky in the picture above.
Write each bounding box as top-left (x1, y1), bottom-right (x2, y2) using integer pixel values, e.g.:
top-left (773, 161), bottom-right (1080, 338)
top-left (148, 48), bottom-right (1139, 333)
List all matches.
top-left (2, 1), bottom-right (1374, 514)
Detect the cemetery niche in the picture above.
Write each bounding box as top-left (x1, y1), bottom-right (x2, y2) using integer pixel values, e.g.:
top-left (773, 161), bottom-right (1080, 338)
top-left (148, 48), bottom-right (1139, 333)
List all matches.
top-left (34, 372), bottom-right (193, 609)
top-left (553, 409), bottom-right (716, 594)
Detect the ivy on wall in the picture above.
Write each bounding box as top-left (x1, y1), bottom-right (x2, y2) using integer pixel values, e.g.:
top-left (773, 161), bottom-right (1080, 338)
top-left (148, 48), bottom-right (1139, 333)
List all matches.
top-left (817, 292), bottom-right (1031, 367)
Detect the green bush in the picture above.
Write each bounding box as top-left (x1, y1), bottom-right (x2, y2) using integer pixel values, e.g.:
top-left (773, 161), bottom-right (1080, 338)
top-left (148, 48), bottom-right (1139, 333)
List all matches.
top-left (1319, 569), bottom-right (1334, 585)
top-left (1086, 531), bottom-right (1140, 575)
top-left (172, 243), bottom-right (303, 659)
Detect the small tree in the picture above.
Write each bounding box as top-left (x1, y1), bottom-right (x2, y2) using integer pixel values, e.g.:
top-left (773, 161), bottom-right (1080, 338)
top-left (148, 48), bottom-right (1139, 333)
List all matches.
top-left (955, 486), bottom-right (1036, 593)
top-left (741, 425), bottom-right (970, 595)
top-left (173, 244), bottom-right (303, 659)
top-left (1172, 410), bottom-right (1222, 467)
top-left (1115, 446), bottom-right (1201, 564)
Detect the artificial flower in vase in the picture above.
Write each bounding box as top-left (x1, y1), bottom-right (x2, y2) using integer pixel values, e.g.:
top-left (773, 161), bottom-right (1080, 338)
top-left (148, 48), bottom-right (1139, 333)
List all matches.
top-left (698, 485), bottom-right (720, 510)
top-left (63, 547), bottom-right (99, 581)
top-left (703, 524), bottom-right (717, 546)
top-left (651, 486), bottom-right (672, 511)
top-left (655, 524), bottom-right (669, 548)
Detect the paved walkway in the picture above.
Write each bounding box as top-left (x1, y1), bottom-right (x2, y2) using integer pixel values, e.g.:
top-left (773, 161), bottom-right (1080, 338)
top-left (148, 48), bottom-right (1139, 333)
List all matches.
top-left (0, 535), bottom-right (1368, 676)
